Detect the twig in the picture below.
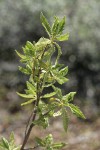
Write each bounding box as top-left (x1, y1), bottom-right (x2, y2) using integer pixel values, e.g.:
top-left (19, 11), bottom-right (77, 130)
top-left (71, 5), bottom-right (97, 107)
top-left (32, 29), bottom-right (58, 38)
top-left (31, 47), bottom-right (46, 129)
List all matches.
top-left (25, 108), bottom-right (36, 136)
top-left (20, 47), bottom-right (47, 150)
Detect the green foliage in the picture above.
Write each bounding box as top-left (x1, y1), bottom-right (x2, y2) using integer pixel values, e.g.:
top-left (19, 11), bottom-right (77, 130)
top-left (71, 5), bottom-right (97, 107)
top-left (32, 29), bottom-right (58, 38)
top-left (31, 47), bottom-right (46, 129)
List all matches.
top-left (0, 132), bottom-right (21, 150)
top-left (68, 104), bottom-right (85, 119)
top-left (40, 12), bottom-right (51, 37)
top-left (35, 134), bottom-right (66, 150)
top-left (62, 107), bottom-right (69, 132)
top-left (16, 13), bottom-right (85, 149)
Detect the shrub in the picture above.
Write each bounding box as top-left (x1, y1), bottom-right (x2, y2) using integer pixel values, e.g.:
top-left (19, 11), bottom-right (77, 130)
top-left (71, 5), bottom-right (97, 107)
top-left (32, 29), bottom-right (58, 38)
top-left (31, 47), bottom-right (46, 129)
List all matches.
top-left (0, 13), bottom-right (85, 150)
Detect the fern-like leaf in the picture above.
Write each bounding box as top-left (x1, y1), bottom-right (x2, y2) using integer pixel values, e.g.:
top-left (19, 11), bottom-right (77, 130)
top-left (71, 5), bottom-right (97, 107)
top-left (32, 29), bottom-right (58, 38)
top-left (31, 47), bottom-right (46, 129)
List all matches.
top-left (56, 33), bottom-right (69, 41)
top-left (40, 12), bottom-right (51, 36)
top-left (62, 107), bottom-right (69, 132)
top-left (68, 104), bottom-right (86, 119)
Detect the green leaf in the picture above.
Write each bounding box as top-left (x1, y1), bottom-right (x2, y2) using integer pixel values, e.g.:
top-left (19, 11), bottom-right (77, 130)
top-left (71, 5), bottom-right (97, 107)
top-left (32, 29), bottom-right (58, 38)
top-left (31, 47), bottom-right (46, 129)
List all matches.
top-left (68, 104), bottom-right (86, 119)
top-left (57, 16), bottom-right (66, 34)
top-left (18, 66), bottom-right (30, 75)
top-left (23, 41), bottom-right (35, 55)
top-left (15, 50), bottom-right (25, 59)
top-left (43, 83), bottom-right (55, 88)
top-left (0, 143), bottom-right (4, 149)
top-left (52, 64), bottom-right (64, 70)
top-left (54, 42), bottom-right (62, 65)
top-left (63, 92), bottom-right (76, 103)
top-left (26, 41), bottom-right (34, 50)
top-left (40, 12), bottom-right (51, 36)
top-left (56, 33), bottom-right (69, 41)
top-left (0, 142), bottom-right (6, 149)
top-left (25, 41), bottom-right (35, 56)
top-left (35, 137), bottom-right (45, 147)
top-left (62, 107), bottom-right (69, 132)
top-left (52, 85), bottom-right (62, 99)
top-left (16, 92), bottom-right (34, 99)
top-left (26, 81), bottom-right (36, 93)
top-left (9, 132), bottom-right (15, 147)
top-left (21, 99), bottom-right (35, 106)
top-left (41, 92), bottom-right (56, 98)
top-left (2, 138), bottom-right (9, 149)
top-left (0, 133), bottom-right (21, 150)
top-left (34, 116), bottom-right (49, 129)
top-left (59, 66), bottom-right (68, 76)
top-left (51, 66), bottom-right (68, 84)
top-left (51, 16), bottom-right (59, 36)
top-left (36, 37), bottom-right (51, 49)
top-left (52, 142), bottom-right (66, 149)
top-left (55, 75), bottom-right (69, 84)
top-left (45, 134), bottom-right (53, 145)
top-left (20, 57), bottom-right (30, 63)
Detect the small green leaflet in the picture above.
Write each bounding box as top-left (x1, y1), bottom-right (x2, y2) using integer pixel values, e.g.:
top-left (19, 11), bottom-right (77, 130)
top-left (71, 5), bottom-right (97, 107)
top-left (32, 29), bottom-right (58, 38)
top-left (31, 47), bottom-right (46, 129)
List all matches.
top-left (52, 63), bottom-right (64, 70)
top-left (57, 16), bottom-right (66, 35)
top-left (55, 75), bottom-right (68, 84)
top-left (68, 104), bottom-right (86, 119)
top-left (41, 92), bottom-right (56, 98)
top-left (52, 69), bottom-right (68, 84)
top-left (52, 85), bottom-right (62, 99)
top-left (56, 33), bottom-right (69, 41)
top-left (21, 99), bottom-right (35, 106)
top-left (19, 66), bottom-right (30, 75)
top-left (54, 42), bottom-right (62, 65)
top-left (52, 142), bottom-right (66, 149)
top-left (51, 16), bottom-right (66, 36)
top-left (51, 16), bottom-right (59, 36)
top-left (15, 50), bottom-right (25, 59)
top-left (24, 41), bottom-right (35, 56)
top-left (45, 134), bottom-right (53, 145)
top-left (26, 41), bottom-right (34, 50)
top-left (62, 107), bottom-right (69, 132)
top-left (26, 81), bottom-right (36, 93)
top-left (0, 132), bottom-right (21, 150)
top-left (63, 92), bottom-right (76, 103)
top-left (35, 137), bottom-right (45, 147)
top-left (9, 132), bottom-right (15, 147)
top-left (34, 116), bottom-right (49, 129)
top-left (16, 92), bottom-right (34, 99)
top-left (59, 66), bottom-right (68, 76)
top-left (1, 138), bottom-right (9, 149)
top-left (36, 37), bottom-right (51, 48)
top-left (40, 12), bottom-right (51, 36)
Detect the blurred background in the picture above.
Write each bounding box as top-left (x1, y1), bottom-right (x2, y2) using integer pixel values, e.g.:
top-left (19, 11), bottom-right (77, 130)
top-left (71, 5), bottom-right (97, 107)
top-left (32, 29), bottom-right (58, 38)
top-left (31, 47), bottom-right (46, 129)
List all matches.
top-left (0, 0), bottom-right (100, 150)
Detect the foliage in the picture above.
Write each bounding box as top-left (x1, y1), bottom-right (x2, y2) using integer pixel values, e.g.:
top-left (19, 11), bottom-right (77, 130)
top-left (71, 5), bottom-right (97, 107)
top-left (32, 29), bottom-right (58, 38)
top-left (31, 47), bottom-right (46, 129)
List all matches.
top-left (15, 13), bottom-right (85, 149)
top-left (0, 132), bottom-right (21, 150)
top-left (0, 0), bottom-right (100, 104)
top-left (35, 134), bottom-right (66, 150)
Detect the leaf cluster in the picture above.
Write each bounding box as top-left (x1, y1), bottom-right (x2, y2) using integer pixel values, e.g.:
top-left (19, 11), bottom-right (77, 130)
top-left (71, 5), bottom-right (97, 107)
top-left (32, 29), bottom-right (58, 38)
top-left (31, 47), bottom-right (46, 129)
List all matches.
top-left (35, 134), bottom-right (66, 150)
top-left (0, 132), bottom-right (21, 150)
top-left (16, 13), bottom-right (85, 149)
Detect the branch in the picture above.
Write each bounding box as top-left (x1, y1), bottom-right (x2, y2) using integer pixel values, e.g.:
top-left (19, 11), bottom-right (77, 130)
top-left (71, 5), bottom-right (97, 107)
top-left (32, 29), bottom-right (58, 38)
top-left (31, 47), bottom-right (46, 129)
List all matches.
top-left (20, 46), bottom-right (48, 150)
top-left (20, 108), bottom-right (37, 150)
top-left (25, 108), bottom-right (36, 136)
